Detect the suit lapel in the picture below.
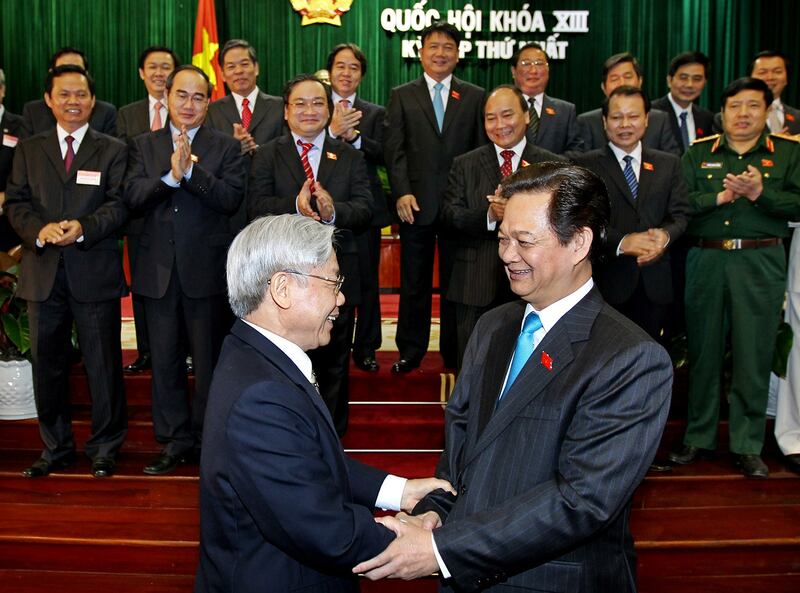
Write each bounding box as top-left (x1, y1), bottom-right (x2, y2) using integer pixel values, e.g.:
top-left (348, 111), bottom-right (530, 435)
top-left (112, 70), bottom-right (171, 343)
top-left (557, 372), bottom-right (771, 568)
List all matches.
top-left (276, 135), bottom-right (307, 188)
top-left (42, 129), bottom-right (68, 184)
top-left (69, 129), bottom-right (101, 178)
top-left (219, 96), bottom-right (241, 127)
top-left (478, 145), bottom-right (502, 196)
top-left (536, 95), bottom-right (555, 141)
top-left (441, 78), bottom-right (463, 135)
top-left (602, 146), bottom-right (636, 207)
top-left (231, 320), bottom-right (339, 436)
top-left (638, 148), bottom-right (655, 207)
top-left (248, 92), bottom-right (270, 131)
top-left (136, 100), bottom-right (151, 133)
top-left (410, 77), bottom-right (440, 134)
top-left (317, 137), bottom-right (339, 188)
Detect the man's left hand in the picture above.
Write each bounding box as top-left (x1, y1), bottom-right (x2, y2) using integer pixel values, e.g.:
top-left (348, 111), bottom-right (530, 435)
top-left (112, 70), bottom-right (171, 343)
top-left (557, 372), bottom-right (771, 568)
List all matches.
top-left (636, 228), bottom-right (669, 266)
top-left (52, 219), bottom-right (83, 246)
top-left (400, 477), bottom-right (455, 511)
top-left (723, 165), bottom-right (763, 201)
top-left (352, 515), bottom-right (439, 580)
top-left (232, 123), bottom-right (258, 155)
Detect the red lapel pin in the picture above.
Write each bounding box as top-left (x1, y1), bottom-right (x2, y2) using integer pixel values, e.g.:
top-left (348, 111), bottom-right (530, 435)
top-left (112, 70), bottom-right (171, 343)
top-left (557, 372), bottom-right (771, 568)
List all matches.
top-left (642, 162), bottom-right (654, 171)
top-left (787, 113), bottom-right (796, 122)
top-left (697, 128), bottom-right (704, 136)
top-left (541, 351), bottom-right (553, 371)
top-left (450, 90), bottom-right (461, 100)
top-left (762, 159), bottom-right (774, 167)
top-left (545, 107), bottom-right (556, 116)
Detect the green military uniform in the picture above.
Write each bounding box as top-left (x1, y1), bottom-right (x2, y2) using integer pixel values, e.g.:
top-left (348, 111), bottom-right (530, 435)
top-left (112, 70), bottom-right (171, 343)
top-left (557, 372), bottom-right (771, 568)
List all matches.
top-left (682, 131), bottom-right (800, 454)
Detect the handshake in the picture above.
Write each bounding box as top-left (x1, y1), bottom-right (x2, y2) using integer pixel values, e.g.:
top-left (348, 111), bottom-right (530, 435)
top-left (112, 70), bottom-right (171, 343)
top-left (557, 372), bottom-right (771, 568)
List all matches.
top-left (352, 477), bottom-right (456, 581)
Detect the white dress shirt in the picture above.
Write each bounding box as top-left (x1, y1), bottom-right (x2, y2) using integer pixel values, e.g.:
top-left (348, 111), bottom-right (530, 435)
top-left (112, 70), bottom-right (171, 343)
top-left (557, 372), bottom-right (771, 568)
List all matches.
top-left (667, 93), bottom-right (697, 144)
top-left (56, 122), bottom-right (89, 159)
top-left (148, 95), bottom-right (167, 129)
top-left (523, 92), bottom-right (544, 119)
top-left (231, 87), bottom-right (260, 119)
top-left (424, 72), bottom-right (453, 111)
top-left (487, 137), bottom-right (528, 230)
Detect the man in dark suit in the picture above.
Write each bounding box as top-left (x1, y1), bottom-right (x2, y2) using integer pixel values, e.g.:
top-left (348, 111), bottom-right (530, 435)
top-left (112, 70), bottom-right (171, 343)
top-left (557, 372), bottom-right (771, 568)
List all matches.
top-left (354, 163), bottom-right (672, 592)
top-left (575, 86), bottom-right (690, 341)
top-left (207, 39), bottom-right (284, 233)
top-left (510, 43), bottom-right (584, 155)
top-left (442, 85), bottom-right (563, 367)
top-left (124, 65), bottom-right (245, 475)
top-left (751, 50), bottom-right (800, 135)
top-left (6, 65), bottom-right (129, 479)
top-left (651, 51), bottom-right (715, 152)
top-left (22, 48), bottom-right (116, 136)
top-left (577, 53), bottom-right (681, 155)
top-left (0, 68), bottom-right (26, 250)
top-left (384, 21), bottom-right (486, 372)
top-left (195, 214), bottom-right (453, 592)
top-left (116, 45), bottom-right (180, 374)
top-left (248, 73), bottom-right (371, 436)
top-left (326, 43), bottom-right (389, 373)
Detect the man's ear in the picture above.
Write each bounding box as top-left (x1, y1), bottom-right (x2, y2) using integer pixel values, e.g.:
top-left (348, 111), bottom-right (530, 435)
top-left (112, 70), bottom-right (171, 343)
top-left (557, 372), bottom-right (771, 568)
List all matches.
top-left (269, 272), bottom-right (292, 310)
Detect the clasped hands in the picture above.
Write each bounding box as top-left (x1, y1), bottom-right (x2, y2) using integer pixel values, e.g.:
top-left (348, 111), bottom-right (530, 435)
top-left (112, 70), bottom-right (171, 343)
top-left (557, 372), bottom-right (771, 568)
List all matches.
top-left (717, 164), bottom-right (763, 205)
top-left (171, 126), bottom-right (193, 182)
top-left (329, 100), bottom-right (362, 143)
top-left (620, 228), bottom-right (670, 266)
top-left (38, 219), bottom-right (83, 246)
top-left (352, 477), bottom-right (454, 581)
top-left (296, 179), bottom-right (335, 223)
top-left (232, 123), bottom-right (258, 155)
top-left (487, 185), bottom-right (506, 223)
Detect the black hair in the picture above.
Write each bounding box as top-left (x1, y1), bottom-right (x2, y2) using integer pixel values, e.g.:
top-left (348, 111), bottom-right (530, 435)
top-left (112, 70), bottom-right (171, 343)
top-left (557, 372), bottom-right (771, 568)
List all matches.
top-left (326, 43), bottom-right (367, 77)
top-left (49, 47), bottom-right (88, 71)
top-left (219, 39), bottom-right (258, 68)
top-left (45, 64), bottom-right (95, 96)
top-left (668, 51), bottom-right (710, 78)
top-left (138, 46), bottom-right (180, 71)
top-left (602, 52), bottom-right (642, 84)
top-left (420, 21), bottom-right (461, 47)
top-left (602, 85), bottom-right (651, 116)
top-left (166, 65), bottom-right (213, 98)
top-left (720, 77), bottom-right (773, 111)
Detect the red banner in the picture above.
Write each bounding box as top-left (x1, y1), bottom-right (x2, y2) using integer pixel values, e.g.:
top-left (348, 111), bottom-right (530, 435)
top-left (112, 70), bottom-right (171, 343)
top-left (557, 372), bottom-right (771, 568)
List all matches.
top-left (192, 0), bottom-right (225, 101)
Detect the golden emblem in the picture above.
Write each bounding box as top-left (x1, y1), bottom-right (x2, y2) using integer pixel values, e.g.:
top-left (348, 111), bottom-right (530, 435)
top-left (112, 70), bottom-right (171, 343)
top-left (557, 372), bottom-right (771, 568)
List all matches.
top-left (290, 0), bottom-right (353, 26)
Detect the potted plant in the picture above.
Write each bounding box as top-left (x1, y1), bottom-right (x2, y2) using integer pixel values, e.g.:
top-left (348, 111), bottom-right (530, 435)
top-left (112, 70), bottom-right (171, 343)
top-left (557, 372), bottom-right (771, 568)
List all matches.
top-left (0, 246), bottom-right (36, 419)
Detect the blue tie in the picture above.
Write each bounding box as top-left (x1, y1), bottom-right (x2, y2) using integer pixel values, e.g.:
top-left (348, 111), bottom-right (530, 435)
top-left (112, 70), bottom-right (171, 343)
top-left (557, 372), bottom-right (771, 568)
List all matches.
top-left (433, 82), bottom-right (445, 132)
top-left (679, 111), bottom-right (690, 150)
top-left (499, 312), bottom-right (543, 403)
top-left (623, 155), bottom-right (638, 200)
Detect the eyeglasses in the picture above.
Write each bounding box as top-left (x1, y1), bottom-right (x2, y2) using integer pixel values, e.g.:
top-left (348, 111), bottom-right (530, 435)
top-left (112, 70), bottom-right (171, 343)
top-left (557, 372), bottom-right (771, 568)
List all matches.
top-left (517, 59), bottom-right (548, 70)
top-left (283, 269), bottom-right (345, 295)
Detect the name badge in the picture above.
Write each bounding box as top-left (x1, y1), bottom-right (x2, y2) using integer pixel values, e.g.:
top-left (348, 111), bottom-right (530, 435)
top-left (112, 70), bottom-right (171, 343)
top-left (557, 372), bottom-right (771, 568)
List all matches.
top-left (76, 170), bottom-right (102, 186)
top-left (3, 133), bottom-right (18, 148)
top-left (701, 162), bottom-right (723, 169)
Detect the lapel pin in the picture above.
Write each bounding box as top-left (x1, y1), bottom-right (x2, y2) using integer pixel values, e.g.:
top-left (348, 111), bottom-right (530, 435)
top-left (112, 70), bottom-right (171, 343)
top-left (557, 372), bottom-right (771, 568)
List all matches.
top-left (642, 162), bottom-right (654, 171)
top-left (787, 113), bottom-right (796, 122)
top-left (326, 151), bottom-right (337, 160)
top-left (450, 90), bottom-right (461, 100)
top-left (521, 159), bottom-right (530, 168)
top-left (545, 107), bottom-right (556, 115)
top-left (190, 154), bottom-right (199, 163)
top-left (541, 351), bottom-right (553, 371)
top-left (697, 128), bottom-right (704, 135)
top-left (762, 159), bottom-right (774, 167)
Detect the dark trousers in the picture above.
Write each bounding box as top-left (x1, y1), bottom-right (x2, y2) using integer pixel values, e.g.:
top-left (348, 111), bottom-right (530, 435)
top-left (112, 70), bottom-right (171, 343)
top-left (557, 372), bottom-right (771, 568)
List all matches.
top-left (127, 233), bottom-right (150, 355)
top-left (613, 279), bottom-right (669, 343)
top-left (310, 305), bottom-right (355, 437)
top-left (27, 264), bottom-right (126, 462)
top-left (144, 269), bottom-right (228, 456)
top-left (353, 227), bottom-right (382, 360)
top-left (396, 222), bottom-right (456, 366)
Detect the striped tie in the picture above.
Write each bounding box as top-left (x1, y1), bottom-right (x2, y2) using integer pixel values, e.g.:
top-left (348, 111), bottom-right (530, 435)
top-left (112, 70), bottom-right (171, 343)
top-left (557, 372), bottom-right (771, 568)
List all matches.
top-left (241, 98), bottom-right (252, 130)
top-left (623, 155), bottom-right (638, 200)
top-left (297, 139), bottom-right (315, 192)
top-left (528, 97), bottom-right (540, 139)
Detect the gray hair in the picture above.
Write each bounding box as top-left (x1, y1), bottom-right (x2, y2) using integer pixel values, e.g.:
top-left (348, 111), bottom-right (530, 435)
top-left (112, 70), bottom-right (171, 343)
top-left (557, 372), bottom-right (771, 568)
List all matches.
top-left (227, 214), bottom-right (335, 318)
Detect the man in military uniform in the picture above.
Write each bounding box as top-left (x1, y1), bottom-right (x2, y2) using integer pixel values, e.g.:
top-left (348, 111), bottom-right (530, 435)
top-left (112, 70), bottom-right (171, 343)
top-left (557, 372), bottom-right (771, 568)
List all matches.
top-left (669, 77), bottom-right (800, 478)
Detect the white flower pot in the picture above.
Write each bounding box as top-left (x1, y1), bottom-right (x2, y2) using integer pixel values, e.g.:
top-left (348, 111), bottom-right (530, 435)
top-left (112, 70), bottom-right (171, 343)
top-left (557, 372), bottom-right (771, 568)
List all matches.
top-left (0, 359), bottom-right (37, 420)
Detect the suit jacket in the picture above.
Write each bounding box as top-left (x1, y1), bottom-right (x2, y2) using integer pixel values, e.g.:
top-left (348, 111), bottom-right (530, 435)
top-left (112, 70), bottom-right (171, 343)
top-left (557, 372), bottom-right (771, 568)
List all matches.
top-left (195, 320), bottom-right (394, 593)
top-left (206, 90), bottom-right (285, 148)
top-left (417, 289), bottom-right (672, 592)
top-left (384, 76), bottom-right (486, 226)
top-left (352, 97), bottom-right (391, 227)
top-left (5, 128), bottom-right (128, 302)
top-left (441, 142), bottom-right (564, 307)
top-left (574, 146), bottom-right (691, 305)
top-left (527, 94), bottom-right (585, 155)
top-left (247, 134), bottom-right (373, 303)
top-left (22, 98), bottom-right (117, 136)
top-left (115, 98), bottom-right (151, 141)
top-left (650, 95), bottom-right (715, 150)
top-left (0, 110), bottom-right (27, 250)
top-left (123, 125), bottom-right (245, 299)
top-left (577, 108), bottom-right (681, 155)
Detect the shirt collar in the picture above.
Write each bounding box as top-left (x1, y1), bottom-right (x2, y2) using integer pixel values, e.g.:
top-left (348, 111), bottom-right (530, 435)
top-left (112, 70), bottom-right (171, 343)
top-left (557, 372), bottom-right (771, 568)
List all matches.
top-left (771, 98), bottom-right (784, 112)
top-left (424, 72), bottom-right (453, 91)
top-left (232, 87), bottom-right (260, 110)
top-left (56, 122), bottom-right (90, 145)
top-left (494, 137), bottom-right (527, 159)
top-left (608, 140), bottom-right (643, 164)
top-left (291, 129), bottom-right (326, 150)
top-left (148, 95), bottom-right (166, 110)
top-left (168, 122), bottom-right (200, 143)
top-left (523, 92), bottom-right (545, 109)
top-left (241, 319), bottom-right (315, 385)
top-left (667, 93), bottom-right (692, 118)
top-left (332, 91), bottom-right (357, 105)
top-left (523, 278), bottom-right (594, 334)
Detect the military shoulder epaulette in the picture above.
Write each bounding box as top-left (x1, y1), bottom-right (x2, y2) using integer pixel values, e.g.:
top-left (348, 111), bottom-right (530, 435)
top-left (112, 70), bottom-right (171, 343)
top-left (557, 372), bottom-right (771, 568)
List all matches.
top-left (770, 132), bottom-right (800, 143)
top-left (691, 134), bottom-right (721, 145)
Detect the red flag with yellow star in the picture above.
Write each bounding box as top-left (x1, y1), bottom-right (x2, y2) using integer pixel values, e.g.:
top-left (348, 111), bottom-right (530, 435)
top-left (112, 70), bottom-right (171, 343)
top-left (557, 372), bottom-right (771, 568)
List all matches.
top-left (192, 0), bottom-right (224, 101)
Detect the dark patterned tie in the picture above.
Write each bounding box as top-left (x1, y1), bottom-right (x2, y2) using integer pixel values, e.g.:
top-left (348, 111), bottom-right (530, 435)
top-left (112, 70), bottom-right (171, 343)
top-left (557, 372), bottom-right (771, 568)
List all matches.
top-left (679, 111), bottom-right (690, 150)
top-left (297, 139), bottom-right (315, 192)
top-left (64, 135), bottom-right (75, 172)
top-left (241, 98), bottom-right (252, 130)
top-left (500, 149), bottom-right (515, 178)
top-left (528, 97), bottom-right (540, 139)
top-left (623, 155), bottom-right (638, 200)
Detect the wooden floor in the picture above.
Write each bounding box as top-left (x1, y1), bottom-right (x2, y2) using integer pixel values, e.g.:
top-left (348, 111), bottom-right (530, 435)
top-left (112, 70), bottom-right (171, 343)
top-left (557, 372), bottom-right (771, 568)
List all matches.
top-left (1, 354), bottom-right (799, 592)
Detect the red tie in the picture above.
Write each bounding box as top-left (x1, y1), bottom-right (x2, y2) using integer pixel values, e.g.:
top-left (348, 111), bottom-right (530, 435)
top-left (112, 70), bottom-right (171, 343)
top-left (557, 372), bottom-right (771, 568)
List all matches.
top-left (151, 102), bottom-right (164, 131)
top-left (64, 135), bottom-right (75, 172)
top-left (241, 98), bottom-right (252, 130)
top-left (500, 149), bottom-right (515, 178)
top-left (340, 98), bottom-right (351, 109)
top-left (297, 139), bottom-right (315, 192)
